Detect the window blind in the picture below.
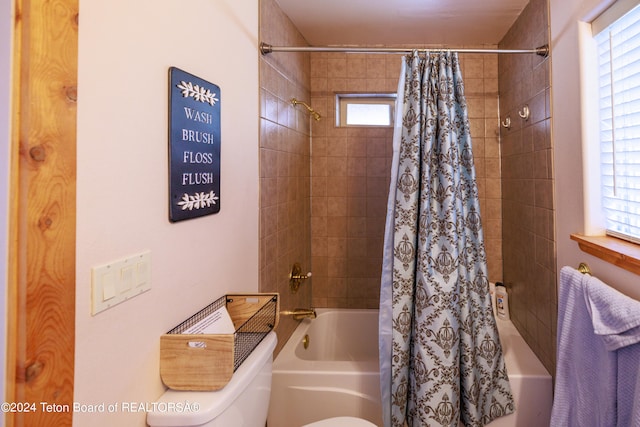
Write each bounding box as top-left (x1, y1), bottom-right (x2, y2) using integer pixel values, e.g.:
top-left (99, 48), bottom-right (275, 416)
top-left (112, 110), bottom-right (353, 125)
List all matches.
top-left (592, 0), bottom-right (640, 36)
top-left (596, 4), bottom-right (640, 243)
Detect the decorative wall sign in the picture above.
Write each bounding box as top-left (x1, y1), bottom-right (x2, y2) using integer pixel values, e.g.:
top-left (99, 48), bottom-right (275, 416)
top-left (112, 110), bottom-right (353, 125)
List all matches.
top-left (168, 67), bottom-right (221, 222)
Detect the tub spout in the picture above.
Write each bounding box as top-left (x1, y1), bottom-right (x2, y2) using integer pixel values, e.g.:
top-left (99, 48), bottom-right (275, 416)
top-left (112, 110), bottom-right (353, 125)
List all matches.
top-left (283, 308), bottom-right (317, 321)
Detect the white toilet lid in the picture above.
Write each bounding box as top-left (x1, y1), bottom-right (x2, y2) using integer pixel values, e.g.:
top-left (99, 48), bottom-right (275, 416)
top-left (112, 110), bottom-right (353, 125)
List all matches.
top-left (303, 416), bottom-right (377, 427)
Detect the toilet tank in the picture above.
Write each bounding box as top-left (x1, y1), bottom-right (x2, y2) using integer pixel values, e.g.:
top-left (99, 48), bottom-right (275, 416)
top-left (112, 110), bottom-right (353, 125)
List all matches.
top-left (147, 331), bottom-right (277, 427)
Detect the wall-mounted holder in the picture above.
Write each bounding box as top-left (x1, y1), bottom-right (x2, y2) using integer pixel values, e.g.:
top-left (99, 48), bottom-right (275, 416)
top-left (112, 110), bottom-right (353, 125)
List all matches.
top-left (289, 262), bottom-right (312, 293)
top-left (501, 116), bottom-right (511, 130)
top-left (518, 105), bottom-right (530, 121)
top-left (578, 262), bottom-right (592, 275)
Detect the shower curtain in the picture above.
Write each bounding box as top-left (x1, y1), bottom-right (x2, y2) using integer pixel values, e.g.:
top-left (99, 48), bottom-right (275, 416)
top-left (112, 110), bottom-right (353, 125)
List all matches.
top-left (379, 51), bottom-right (515, 427)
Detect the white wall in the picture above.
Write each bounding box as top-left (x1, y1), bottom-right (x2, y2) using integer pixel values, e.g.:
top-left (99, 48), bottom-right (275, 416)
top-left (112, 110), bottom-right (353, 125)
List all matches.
top-left (550, 0), bottom-right (640, 301)
top-left (75, 1), bottom-right (259, 425)
top-left (0, 0), bottom-right (12, 407)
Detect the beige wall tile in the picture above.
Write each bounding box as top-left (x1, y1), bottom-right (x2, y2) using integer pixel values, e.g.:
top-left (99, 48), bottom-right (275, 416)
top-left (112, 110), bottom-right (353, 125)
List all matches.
top-left (310, 49), bottom-right (502, 309)
top-left (259, 0), bottom-right (313, 354)
top-left (499, 0), bottom-right (555, 375)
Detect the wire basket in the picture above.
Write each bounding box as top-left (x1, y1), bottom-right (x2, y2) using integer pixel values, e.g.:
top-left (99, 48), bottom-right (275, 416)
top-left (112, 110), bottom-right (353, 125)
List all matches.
top-left (160, 293), bottom-right (279, 391)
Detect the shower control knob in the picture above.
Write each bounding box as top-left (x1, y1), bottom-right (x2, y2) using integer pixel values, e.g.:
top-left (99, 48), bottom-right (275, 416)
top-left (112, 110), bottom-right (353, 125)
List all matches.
top-left (289, 263), bottom-right (311, 293)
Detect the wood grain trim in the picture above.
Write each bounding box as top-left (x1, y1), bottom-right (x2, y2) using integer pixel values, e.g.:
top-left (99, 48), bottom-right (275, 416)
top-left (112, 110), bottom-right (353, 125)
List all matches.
top-left (7, 0), bottom-right (78, 425)
top-left (570, 234), bottom-right (640, 276)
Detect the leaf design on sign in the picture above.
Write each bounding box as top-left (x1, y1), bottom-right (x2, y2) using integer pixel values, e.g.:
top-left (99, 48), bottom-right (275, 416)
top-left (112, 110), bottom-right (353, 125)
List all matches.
top-left (176, 80), bottom-right (219, 106)
top-left (177, 191), bottom-right (219, 210)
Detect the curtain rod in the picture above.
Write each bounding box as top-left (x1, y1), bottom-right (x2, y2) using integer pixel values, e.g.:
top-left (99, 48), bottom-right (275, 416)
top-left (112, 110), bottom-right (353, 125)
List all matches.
top-left (260, 42), bottom-right (549, 57)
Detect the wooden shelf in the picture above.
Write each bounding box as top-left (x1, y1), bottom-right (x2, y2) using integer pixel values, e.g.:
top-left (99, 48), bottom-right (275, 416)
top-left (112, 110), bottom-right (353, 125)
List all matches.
top-left (570, 234), bottom-right (640, 276)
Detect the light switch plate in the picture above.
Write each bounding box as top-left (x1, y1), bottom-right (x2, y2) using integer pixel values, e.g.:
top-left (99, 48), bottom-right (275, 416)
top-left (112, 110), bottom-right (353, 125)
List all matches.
top-left (91, 251), bottom-right (151, 315)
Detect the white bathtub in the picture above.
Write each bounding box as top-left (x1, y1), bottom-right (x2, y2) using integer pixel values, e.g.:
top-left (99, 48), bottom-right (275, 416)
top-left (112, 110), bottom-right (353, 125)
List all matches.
top-left (267, 309), bottom-right (552, 427)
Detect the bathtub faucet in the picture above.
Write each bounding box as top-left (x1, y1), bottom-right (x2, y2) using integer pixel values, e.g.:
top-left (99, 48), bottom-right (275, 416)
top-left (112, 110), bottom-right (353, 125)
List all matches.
top-left (284, 308), bottom-right (317, 321)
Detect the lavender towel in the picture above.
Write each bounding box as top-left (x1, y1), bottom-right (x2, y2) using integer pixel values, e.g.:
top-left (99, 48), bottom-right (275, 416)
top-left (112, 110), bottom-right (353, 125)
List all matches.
top-left (550, 266), bottom-right (640, 427)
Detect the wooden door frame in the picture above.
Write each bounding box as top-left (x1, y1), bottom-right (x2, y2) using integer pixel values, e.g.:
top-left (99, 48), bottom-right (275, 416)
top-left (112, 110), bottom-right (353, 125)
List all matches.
top-left (7, 0), bottom-right (78, 425)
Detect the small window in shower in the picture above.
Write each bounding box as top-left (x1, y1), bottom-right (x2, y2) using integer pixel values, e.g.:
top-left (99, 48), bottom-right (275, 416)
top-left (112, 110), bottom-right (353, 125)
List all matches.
top-left (336, 94), bottom-right (396, 127)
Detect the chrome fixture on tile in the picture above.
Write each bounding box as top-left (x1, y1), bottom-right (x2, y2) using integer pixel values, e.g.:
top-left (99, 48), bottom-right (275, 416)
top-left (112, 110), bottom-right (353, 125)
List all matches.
top-left (259, 41), bottom-right (550, 58)
top-left (289, 262), bottom-right (312, 293)
top-left (501, 116), bottom-right (511, 130)
top-left (518, 105), bottom-right (530, 120)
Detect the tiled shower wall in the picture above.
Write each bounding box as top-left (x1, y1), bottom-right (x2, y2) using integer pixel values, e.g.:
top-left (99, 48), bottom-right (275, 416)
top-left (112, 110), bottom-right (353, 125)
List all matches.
top-left (259, 0), bottom-right (312, 354)
top-left (308, 54), bottom-right (396, 309)
top-left (498, 0), bottom-right (556, 374)
top-left (259, 0), bottom-right (532, 354)
top-left (309, 50), bottom-right (504, 308)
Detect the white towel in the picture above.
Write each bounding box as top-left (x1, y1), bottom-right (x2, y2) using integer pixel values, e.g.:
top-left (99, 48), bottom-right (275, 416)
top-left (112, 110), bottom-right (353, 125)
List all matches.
top-left (550, 266), bottom-right (640, 427)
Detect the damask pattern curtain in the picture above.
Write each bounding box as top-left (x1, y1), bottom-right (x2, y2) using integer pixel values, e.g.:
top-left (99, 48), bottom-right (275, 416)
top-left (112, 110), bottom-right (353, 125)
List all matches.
top-left (379, 51), bottom-right (515, 427)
